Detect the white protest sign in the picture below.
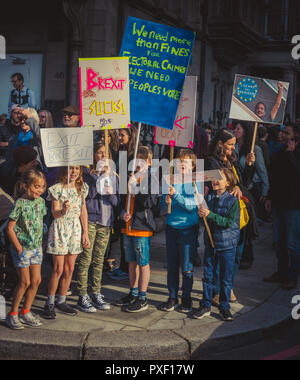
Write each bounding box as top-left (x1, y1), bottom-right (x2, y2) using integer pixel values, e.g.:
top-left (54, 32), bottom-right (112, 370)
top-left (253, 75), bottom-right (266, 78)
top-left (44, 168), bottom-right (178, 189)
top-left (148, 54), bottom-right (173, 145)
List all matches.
top-left (154, 76), bottom-right (197, 148)
top-left (79, 57), bottom-right (130, 130)
top-left (41, 128), bottom-right (94, 168)
top-left (164, 170), bottom-right (224, 186)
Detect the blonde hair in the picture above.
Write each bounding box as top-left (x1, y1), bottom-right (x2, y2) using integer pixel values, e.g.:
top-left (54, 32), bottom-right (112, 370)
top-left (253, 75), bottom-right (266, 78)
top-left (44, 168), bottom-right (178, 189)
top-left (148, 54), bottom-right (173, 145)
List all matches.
top-left (14, 169), bottom-right (46, 200)
top-left (28, 108), bottom-right (40, 125)
top-left (39, 110), bottom-right (54, 128)
top-left (57, 166), bottom-right (84, 196)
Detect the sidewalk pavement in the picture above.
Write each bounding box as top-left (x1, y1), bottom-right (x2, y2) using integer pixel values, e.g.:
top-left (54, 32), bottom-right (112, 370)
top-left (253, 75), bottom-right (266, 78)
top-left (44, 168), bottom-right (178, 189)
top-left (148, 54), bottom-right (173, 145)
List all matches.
top-left (0, 223), bottom-right (298, 360)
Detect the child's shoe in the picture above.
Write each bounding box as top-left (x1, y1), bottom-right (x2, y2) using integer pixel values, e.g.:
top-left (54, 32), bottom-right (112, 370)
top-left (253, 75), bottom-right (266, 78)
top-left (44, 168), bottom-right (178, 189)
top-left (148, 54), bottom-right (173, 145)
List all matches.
top-left (91, 293), bottom-right (111, 310)
top-left (6, 314), bottom-right (24, 330)
top-left (192, 307), bottom-right (211, 320)
top-left (19, 312), bottom-right (42, 328)
top-left (55, 301), bottom-right (78, 316)
top-left (126, 298), bottom-right (149, 313)
top-left (115, 293), bottom-right (137, 307)
top-left (220, 309), bottom-right (234, 322)
top-left (77, 295), bottom-right (97, 313)
top-left (42, 304), bottom-right (56, 320)
top-left (160, 298), bottom-right (179, 312)
top-left (178, 298), bottom-right (192, 314)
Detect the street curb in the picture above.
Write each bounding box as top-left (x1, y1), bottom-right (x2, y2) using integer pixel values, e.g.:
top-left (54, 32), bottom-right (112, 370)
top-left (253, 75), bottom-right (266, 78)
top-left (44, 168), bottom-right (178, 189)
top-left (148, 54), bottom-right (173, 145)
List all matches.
top-left (0, 288), bottom-right (297, 360)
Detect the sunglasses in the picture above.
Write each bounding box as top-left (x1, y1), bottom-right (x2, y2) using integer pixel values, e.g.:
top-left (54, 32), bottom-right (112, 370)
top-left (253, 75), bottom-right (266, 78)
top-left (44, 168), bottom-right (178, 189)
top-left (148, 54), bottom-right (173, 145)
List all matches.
top-left (63, 112), bottom-right (78, 118)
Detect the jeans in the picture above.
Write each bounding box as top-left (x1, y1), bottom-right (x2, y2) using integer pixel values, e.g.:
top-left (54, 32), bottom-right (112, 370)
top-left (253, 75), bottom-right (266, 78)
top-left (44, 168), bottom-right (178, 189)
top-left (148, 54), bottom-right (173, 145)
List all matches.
top-left (123, 235), bottom-right (151, 267)
top-left (273, 208), bottom-right (300, 281)
top-left (201, 246), bottom-right (236, 311)
top-left (166, 224), bottom-right (198, 300)
top-left (77, 223), bottom-right (111, 296)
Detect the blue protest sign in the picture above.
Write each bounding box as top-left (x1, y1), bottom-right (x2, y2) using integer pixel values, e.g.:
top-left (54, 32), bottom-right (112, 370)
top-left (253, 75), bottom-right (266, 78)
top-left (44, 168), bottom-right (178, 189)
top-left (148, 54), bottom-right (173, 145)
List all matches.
top-left (120, 17), bottom-right (195, 130)
top-left (236, 77), bottom-right (259, 103)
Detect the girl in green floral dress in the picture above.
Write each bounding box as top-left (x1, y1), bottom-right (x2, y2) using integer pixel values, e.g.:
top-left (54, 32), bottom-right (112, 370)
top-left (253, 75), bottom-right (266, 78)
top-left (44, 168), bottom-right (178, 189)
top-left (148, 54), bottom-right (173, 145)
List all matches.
top-left (43, 166), bottom-right (90, 319)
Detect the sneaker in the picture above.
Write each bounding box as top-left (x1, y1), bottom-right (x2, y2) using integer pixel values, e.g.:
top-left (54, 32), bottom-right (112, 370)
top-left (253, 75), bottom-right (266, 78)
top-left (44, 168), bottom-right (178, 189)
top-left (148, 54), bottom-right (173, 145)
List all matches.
top-left (115, 293), bottom-right (137, 307)
top-left (55, 302), bottom-right (78, 316)
top-left (126, 298), bottom-right (149, 313)
top-left (193, 307), bottom-right (211, 320)
top-left (42, 304), bottom-right (56, 320)
top-left (178, 299), bottom-right (192, 314)
top-left (91, 293), bottom-right (111, 310)
top-left (6, 314), bottom-right (24, 330)
top-left (220, 309), bottom-right (234, 322)
top-left (160, 298), bottom-right (179, 312)
top-left (77, 295), bottom-right (97, 313)
top-left (19, 312), bottom-right (42, 328)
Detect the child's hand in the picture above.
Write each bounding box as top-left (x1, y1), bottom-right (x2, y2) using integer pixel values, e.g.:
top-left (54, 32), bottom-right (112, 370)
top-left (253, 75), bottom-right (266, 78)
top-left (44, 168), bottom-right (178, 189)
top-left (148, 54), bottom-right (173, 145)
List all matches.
top-left (165, 195), bottom-right (172, 205)
top-left (123, 213), bottom-right (132, 223)
top-left (198, 207), bottom-right (210, 218)
top-left (16, 245), bottom-right (23, 256)
top-left (62, 201), bottom-right (70, 215)
top-left (105, 186), bottom-right (114, 195)
top-left (230, 186), bottom-right (243, 200)
top-left (82, 233), bottom-right (90, 249)
top-left (128, 174), bottom-right (137, 192)
top-left (169, 186), bottom-right (176, 197)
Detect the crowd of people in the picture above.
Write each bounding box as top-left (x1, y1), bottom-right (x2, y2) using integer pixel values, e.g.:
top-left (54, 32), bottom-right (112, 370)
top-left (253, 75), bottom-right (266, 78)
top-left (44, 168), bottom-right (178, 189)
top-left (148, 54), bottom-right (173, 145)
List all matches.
top-left (0, 72), bottom-right (300, 331)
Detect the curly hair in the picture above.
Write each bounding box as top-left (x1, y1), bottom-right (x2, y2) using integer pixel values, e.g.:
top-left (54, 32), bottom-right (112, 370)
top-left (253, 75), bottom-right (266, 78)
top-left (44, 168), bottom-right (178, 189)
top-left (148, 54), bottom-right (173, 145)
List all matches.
top-left (209, 129), bottom-right (237, 167)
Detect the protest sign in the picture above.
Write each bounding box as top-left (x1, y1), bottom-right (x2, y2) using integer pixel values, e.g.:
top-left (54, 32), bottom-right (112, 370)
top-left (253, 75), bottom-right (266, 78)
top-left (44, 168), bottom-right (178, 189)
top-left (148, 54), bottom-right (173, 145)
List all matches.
top-left (229, 74), bottom-right (290, 125)
top-left (41, 128), bottom-right (93, 168)
top-left (154, 76), bottom-right (197, 148)
top-left (164, 170), bottom-right (224, 186)
top-left (79, 57), bottom-right (130, 130)
top-left (120, 16), bottom-right (195, 130)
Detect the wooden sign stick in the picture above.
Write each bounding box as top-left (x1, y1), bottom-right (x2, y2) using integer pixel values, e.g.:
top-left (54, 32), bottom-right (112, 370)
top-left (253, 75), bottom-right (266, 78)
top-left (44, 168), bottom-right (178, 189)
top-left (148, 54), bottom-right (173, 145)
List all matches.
top-left (193, 182), bottom-right (215, 249)
top-left (168, 146), bottom-right (175, 214)
top-left (105, 128), bottom-right (109, 160)
top-left (249, 122), bottom-right (258, 167)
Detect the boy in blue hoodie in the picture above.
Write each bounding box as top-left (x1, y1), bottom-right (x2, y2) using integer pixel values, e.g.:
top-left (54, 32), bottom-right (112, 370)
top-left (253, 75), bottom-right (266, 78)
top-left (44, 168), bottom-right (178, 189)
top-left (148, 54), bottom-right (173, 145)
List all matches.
top-left (161, 149), bottom-right (201, 313)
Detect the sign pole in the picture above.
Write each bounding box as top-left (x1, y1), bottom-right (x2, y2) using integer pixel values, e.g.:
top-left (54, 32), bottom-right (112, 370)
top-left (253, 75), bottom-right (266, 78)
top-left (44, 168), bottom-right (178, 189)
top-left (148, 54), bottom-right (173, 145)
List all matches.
top-left (105, 128), bottom-right (109, 159)
top-left (193, 182), bottom-right (215, 249)
top-left (249, 122), bottom-right (258, 167)
top-left (168, 146), bottom-right (175, 215)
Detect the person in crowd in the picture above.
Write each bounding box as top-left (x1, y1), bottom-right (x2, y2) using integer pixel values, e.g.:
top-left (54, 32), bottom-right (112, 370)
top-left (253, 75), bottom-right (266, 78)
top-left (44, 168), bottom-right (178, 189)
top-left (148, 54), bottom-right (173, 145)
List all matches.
top-left (264, 124), bottom-right (300, 290)
top-left (5, 105), bottom-right (22, 137)
top-left (205, 129), bottom-right (258, 305)
top-left (160, 149), bottom-right (201, 314)
top-left (257, 125), bottom-right (271, 170)
top-left (5, 169), bottom-right (47, 330)
top-left (203, 123), bottom-right (214, 147)
top-left (0, 114), bottom-right (11, 161)
top-left (61, 106), bottom-right (81, 128)
top-left (116, 146), bottom-right (158, 312)
top-left (76, 142), bottom-right (119, 313)
top-left (39, 110), bottom-right (54, 129)
top-left (268, 125), bottom-right (283, 161)
top-left (233, 121), bottom-right (269, 221)
top-left (193, 168), bottom-right (240, 322)
top-left (194, 123), bottom-right (210, 159)
top-left (8, 73), bottom-right (36, 117)
top-left (254, 82), bottom-right (284, 123)
top-left (97, 130), bottom-right (119, 163)
top-left (42, 166), bottom-right (90, 319)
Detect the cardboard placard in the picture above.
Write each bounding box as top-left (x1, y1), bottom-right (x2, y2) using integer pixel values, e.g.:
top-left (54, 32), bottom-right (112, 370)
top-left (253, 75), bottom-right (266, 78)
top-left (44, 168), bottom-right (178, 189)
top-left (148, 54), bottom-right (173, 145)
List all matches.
top-left (120, 17), bottom-right (195, 130)
top-left (229, 74), bottom-right (290, 125)
top-left (41, 128), bottom-right (93, 168)
top-left (154, 76), bottom-right (197, 148)
top-left (79, 57), bottom-right (130, 130)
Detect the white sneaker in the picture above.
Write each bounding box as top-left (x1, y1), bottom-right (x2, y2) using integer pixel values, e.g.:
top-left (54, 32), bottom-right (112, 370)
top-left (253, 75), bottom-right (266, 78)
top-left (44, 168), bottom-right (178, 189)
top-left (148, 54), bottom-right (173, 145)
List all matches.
top-left (77, 295), bottom-right (97, 313)
top-left (19, 312), bottom-right (42, 328)
top-left (92, 293), bottom-right (111, 310)
top-left (6, 314), bottom-right (24, 330)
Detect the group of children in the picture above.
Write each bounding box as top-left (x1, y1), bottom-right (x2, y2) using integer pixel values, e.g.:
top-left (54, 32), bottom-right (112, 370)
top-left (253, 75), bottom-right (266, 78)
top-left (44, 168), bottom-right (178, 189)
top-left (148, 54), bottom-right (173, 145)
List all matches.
top-left (5, 143), bottom-right (241, 330)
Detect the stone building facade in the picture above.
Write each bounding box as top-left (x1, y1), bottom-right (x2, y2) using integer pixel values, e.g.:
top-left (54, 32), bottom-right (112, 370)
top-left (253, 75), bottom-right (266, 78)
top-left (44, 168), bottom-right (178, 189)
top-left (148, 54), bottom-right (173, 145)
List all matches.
top-left (1, 0), bottom-right (300, 127)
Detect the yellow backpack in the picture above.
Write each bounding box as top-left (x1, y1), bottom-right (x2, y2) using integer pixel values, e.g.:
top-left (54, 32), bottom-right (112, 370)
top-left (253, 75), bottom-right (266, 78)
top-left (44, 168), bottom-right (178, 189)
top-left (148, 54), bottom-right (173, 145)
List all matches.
top-left (232, 166), bottom-right (250, 230)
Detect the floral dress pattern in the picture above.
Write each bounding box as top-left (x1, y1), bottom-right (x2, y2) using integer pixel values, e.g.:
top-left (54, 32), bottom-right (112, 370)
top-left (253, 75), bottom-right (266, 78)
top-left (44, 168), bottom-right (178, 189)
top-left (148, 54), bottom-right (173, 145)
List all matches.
top-left (47, 183), bottom-right (89, 256)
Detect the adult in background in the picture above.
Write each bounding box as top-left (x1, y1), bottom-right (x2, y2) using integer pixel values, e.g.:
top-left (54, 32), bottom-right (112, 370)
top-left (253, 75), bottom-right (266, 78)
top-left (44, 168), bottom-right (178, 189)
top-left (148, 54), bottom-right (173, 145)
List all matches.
top-left (0, 114), bottom-right (10, 162)
top-left (5, 105), bottom-right (22, 138)
top-left (257, 125), bottom-right (271, 170)
top-left (61, 106), bottom-right (81, 128)
top-left (264, 124), bottom-right (300, 290)
top-left (205, 129), bottom-right (258, 305)
top-left (39, 110), bottom-right (54, 129)
top-left (8, 73), bottom-right (36, 117)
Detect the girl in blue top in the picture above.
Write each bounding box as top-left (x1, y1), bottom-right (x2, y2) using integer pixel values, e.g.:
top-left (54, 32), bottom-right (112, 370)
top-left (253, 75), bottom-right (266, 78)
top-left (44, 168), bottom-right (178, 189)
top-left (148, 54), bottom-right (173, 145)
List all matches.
top-left (161, 149), bottom-right (201, 314)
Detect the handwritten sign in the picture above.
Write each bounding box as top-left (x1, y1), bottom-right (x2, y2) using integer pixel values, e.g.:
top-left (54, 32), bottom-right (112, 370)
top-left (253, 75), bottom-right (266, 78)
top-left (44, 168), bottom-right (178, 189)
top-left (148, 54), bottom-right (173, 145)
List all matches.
top-left (120, 17), bottom-right (195, 130)
top-left (41, 128), bottom-right (93, 168)
top-left (79, 57), bottom-right (130, 130)
top-left (154, 76), bottom-right (197, 148)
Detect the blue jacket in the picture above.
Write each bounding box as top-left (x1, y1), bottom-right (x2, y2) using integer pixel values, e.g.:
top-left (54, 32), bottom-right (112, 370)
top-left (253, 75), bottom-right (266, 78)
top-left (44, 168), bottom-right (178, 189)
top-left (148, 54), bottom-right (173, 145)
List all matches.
top-left (205, 191), bottom-right (240, 250)
top-left (83, 169), bottom-right (119, 227)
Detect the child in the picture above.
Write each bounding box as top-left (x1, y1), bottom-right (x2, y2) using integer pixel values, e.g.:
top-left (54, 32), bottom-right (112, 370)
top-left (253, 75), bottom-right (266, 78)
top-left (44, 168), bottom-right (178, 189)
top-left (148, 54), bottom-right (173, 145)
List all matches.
top-left (161, 149), bottom-right (201, 313)
top-left (116, 146), bottom-right (158, 313)
top-left (76, 142), bottom-right (119, 312)
top-left (193, 168), bottom-right (240, 322)
top-left (6, 169), bottom-right (47, 330)
top-left (42, 166), bottom-right (90, 319)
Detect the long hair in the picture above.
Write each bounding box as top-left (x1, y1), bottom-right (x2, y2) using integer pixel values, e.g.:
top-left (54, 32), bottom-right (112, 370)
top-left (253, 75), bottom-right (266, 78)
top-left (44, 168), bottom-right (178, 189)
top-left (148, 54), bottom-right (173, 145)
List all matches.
top-left (236, 121), bottom-right (255, 158)
top-left (56, 166), bottom-right (84, 196)
top-left (14, 169), bottom-right (46, 200)
top-left (119, 126), bottom-right (139, 159)
top-left (39, 110), bottom-right (54, 128)
top-left (209, 129), bottom-right (236, 167)
top-left (90, 141), bottom-right (113, 174)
